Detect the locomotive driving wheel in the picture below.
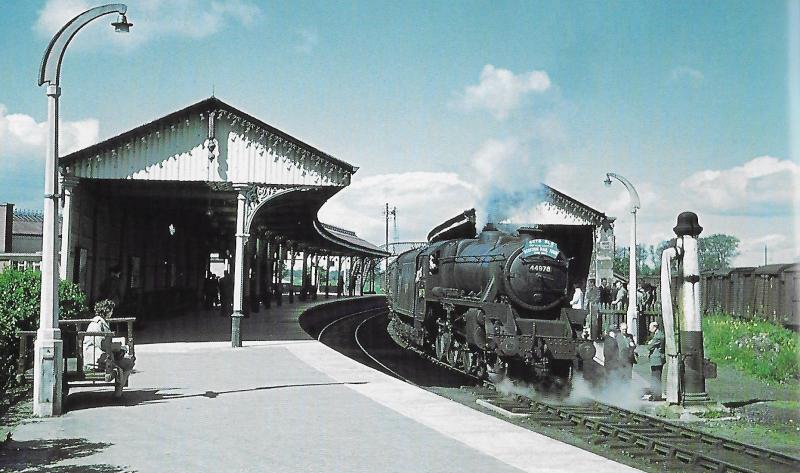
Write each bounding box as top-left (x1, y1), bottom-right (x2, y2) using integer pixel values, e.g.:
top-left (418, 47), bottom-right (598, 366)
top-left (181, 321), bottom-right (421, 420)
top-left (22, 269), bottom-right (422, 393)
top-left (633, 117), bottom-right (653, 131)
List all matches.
top-left (435, 327), bottom-right (451, 361)
top-left (446, 341), bottom-right (459, 367)
top-left (462, 348), bottom-right (475, 374)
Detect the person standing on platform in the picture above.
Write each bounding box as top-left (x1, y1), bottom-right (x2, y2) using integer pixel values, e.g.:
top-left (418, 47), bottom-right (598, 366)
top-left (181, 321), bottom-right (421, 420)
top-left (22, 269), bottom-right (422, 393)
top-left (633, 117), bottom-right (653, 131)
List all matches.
top-left (570, 283), bottom-right (584, 309)
top-left (599, 278), bottom-right (613, 305)
top-left (616, 322), bottom-right (637, 379)
top-left (603, 329), bottom-right (620, 380)
top-left (219, 270), bottom-right (233, 317)
top-left (645, 321), bottom-right (666, 401)
top-left (612, 281), bottom-right (628, 309)
top-left (98, 265), bottom-right (124, 308)
top-left (585, 278), bottom-right (599, 307)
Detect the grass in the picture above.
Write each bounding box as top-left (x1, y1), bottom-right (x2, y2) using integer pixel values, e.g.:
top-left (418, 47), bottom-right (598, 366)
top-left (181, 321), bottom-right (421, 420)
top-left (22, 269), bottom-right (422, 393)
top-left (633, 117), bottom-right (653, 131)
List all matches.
top-left (703, 313), bottom-right (799, 383)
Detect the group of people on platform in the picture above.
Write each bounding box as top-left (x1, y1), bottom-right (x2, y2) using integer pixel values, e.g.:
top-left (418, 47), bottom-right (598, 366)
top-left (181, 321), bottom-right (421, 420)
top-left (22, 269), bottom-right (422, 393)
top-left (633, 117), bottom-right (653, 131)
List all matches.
top-left (201, 269), bottom-right (359, 318)
top-left (570, 278), bottom-right (658, 311)
top-left (598, 320), bottom-right (666, 401)
top-left (565, 272), bottom-right (667, 401)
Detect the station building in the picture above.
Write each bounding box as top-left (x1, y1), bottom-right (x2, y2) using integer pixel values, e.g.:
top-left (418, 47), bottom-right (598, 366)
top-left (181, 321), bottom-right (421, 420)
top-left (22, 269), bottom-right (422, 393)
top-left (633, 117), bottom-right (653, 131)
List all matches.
top-left (54, 97), bottom-right (388, 341)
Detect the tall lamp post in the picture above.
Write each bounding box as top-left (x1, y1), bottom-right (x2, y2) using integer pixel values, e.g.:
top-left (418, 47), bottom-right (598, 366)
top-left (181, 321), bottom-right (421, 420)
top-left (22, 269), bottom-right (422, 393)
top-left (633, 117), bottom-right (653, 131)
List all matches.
top-left (604, 172), bottom-right (640, 344)
top-left (35, 4), bottom-right (131, 417)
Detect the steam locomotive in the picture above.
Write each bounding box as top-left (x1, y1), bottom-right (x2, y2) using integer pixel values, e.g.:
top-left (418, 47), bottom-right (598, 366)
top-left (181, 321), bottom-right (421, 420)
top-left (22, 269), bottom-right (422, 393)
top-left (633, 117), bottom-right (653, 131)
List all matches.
top-left (386, 209), bottom-right (597, 383)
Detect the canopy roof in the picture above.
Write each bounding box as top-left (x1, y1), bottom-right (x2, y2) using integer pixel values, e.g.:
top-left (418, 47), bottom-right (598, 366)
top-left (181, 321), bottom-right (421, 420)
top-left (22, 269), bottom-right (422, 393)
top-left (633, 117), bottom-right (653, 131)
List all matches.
top-left (60, 97), bottom-right (387, 258)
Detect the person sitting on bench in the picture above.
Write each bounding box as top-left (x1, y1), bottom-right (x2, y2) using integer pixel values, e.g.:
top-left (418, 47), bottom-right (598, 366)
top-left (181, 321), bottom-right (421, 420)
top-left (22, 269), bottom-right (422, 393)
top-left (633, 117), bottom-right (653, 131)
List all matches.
top-left (83, 299), bottom-right (135, 385)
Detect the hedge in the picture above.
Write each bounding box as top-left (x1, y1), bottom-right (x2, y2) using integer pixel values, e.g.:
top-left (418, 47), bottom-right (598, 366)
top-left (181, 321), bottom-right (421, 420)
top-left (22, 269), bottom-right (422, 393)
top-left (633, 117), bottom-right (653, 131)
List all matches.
top-left (0, 267), bottom-right (88, 392)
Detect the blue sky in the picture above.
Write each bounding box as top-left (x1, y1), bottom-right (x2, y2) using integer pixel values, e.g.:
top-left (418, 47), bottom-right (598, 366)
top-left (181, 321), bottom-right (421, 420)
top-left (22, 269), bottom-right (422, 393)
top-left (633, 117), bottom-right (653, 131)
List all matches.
top-left (0, 0), bottom-right (796, 266)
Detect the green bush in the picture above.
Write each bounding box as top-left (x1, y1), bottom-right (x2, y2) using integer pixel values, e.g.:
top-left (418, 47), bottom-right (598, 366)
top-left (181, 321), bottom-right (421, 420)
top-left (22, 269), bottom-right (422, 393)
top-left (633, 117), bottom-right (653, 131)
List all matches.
top-left (703, 312), bottom-right (799, 383)
top-left (0, 267), bottom-right (88, 391)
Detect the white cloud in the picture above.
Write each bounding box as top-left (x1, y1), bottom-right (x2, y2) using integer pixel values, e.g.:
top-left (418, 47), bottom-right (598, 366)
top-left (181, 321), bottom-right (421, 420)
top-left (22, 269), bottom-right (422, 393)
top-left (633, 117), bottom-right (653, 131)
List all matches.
top-left (295, 28), bottom-right (318, 55)
top-left (460, 65), bottom-right (551, 120)
top-left (318, 172), bottom-right (476, 245)
top-left (34, 0), bottom-right (262, 48)
top-left (0, 104), bottom-right (99, 160)
top-left (670, 66), bottom-right (704, 83)
top-left (680, 156), bottom-right (799, 216)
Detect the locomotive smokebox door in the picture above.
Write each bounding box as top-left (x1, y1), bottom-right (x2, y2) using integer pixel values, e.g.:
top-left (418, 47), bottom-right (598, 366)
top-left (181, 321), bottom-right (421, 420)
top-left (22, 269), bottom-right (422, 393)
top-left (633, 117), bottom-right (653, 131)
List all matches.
top-left (504, 239), bottom-right (569, 312)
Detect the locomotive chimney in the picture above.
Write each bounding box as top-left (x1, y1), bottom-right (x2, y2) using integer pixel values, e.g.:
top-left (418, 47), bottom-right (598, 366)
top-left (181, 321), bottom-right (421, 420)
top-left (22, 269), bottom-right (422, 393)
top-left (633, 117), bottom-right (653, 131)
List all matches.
top-left (479, 223), bottom-right (502, 244)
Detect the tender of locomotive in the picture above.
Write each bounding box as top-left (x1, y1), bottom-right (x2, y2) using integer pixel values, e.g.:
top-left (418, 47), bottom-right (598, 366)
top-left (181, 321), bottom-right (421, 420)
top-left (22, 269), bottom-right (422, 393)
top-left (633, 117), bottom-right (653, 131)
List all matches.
top-left (386, 210), bottom-right (597, 382)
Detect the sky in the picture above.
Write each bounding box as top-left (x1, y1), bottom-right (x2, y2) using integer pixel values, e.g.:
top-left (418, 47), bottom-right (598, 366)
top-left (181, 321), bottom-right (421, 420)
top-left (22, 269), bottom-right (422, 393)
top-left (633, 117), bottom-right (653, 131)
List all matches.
top-left (0, 0), bottom-right (797, 267)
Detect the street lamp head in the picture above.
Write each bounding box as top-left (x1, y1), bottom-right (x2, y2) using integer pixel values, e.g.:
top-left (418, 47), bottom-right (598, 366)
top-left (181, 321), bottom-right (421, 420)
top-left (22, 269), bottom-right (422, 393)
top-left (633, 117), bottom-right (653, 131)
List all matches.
top-left (603, 175), bottom-right (612, 187)
top-left (112, 14), bottom-right (132, 33)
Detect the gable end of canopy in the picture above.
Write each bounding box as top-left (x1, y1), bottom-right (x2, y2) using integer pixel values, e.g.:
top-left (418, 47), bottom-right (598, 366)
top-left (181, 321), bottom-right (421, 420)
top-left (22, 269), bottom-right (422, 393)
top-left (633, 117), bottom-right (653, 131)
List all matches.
top-left (60, 97), bottom-right (355, 187)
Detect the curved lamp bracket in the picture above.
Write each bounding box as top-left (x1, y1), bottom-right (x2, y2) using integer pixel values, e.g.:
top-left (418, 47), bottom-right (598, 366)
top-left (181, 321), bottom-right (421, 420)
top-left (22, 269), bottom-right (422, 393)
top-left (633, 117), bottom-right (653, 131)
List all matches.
top-left (606, 172), bottom-right (641, 212)
top-left (38, 4), bottom-right (127, 86)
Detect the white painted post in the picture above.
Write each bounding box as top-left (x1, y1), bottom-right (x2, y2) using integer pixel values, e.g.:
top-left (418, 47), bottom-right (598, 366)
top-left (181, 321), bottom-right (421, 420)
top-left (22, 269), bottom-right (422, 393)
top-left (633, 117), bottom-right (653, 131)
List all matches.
top-left (660, 245), bottom-right (680, 404)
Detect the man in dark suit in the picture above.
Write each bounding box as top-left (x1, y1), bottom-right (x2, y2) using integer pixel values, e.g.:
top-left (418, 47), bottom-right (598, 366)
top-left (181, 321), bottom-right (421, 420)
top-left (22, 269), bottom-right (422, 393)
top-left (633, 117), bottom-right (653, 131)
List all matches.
top-left (646, 321), bottom-right (666, 400)
top-left (603, 329), bottom-right (620, 380)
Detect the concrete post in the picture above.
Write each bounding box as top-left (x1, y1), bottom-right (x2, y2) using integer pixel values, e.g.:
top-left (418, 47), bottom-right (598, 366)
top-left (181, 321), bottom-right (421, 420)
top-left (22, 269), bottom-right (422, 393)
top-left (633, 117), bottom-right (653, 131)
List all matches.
top-left (34, 84), bottom-right (63, 416)
top-left (674, 211), bottom-right (710, 404)
top-left (59, 176), bottom-right (79, 281)
top-left (230, 184), bottom-right (249, 347)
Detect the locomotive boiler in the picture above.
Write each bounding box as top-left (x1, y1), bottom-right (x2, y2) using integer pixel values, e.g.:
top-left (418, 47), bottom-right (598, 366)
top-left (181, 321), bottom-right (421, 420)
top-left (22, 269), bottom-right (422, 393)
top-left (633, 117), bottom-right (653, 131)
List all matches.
top-left (386, 210), bottom-right (597, 382)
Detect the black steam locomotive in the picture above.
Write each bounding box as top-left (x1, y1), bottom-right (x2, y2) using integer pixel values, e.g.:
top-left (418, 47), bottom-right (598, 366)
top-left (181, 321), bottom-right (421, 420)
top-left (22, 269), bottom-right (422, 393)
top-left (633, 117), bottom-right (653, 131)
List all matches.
top-left (386, 209), bottom-right (597, 382)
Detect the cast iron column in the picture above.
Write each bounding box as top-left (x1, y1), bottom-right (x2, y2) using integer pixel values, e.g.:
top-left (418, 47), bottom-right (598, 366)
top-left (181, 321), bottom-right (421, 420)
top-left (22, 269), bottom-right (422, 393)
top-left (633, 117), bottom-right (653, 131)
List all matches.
top-left (324, 254), bottom-right (330, 298)
top-left (288, 245), bottom-right (295, 303)
top-left (230, 184), bottom-right (249, 347)
top-left (337, 255), bottom-right (343, 297)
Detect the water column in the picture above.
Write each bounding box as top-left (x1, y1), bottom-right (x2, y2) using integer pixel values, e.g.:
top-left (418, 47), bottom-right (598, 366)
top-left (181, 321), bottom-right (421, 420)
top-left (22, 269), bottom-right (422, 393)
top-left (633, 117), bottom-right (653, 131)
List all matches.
top-left (674, 212), bottom-right (711, 404)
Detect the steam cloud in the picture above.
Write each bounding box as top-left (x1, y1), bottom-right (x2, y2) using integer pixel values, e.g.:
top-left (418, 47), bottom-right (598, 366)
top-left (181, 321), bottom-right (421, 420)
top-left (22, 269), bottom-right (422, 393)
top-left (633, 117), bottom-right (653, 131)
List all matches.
top-left (470, 138), bottom-right (548, 226)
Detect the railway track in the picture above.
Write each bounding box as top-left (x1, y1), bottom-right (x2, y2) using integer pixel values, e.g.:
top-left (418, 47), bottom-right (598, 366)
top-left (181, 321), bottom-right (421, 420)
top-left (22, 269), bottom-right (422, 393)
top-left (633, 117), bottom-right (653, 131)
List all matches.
top-left (476, 391), bottom-right (800, 473)
top-left (316, 307), bottom-right (800, 473)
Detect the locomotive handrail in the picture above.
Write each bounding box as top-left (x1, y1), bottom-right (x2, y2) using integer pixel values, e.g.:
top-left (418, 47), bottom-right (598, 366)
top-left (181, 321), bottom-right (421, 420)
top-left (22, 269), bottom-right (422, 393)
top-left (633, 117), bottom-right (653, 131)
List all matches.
top-left (440, 254), bottom-right (505, 264)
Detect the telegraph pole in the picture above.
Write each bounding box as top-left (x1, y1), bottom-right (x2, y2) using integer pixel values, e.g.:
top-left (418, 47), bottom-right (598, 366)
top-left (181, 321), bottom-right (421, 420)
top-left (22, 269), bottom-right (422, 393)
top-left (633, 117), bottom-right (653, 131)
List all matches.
top-left (384, 203), bottom-right (396, 292)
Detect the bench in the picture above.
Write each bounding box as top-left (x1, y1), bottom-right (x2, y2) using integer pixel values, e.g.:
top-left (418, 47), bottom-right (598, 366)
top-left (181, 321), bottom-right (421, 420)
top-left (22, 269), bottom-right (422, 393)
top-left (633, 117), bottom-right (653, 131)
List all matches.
top-left (17, 317), bottom-right (136, 398)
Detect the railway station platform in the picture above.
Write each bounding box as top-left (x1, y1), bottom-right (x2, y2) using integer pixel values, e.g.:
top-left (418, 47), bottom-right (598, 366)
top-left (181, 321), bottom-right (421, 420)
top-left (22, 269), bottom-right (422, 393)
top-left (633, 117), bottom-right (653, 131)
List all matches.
top-left (4, 298), bottom-right (639, 472)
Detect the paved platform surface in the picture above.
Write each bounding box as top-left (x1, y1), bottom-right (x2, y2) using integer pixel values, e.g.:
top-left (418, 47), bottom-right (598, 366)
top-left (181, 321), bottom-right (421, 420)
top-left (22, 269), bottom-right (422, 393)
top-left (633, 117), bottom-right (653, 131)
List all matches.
top-left (5, 298), bottom-right (640, 472)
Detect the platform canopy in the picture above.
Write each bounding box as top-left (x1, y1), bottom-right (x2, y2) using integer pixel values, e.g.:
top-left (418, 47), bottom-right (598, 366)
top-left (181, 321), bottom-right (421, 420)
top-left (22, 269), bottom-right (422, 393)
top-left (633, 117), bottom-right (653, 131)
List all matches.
top-left (55, 98), bottom-right (386, 345)
top-left (59, 97), bottom-right (387, 259)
